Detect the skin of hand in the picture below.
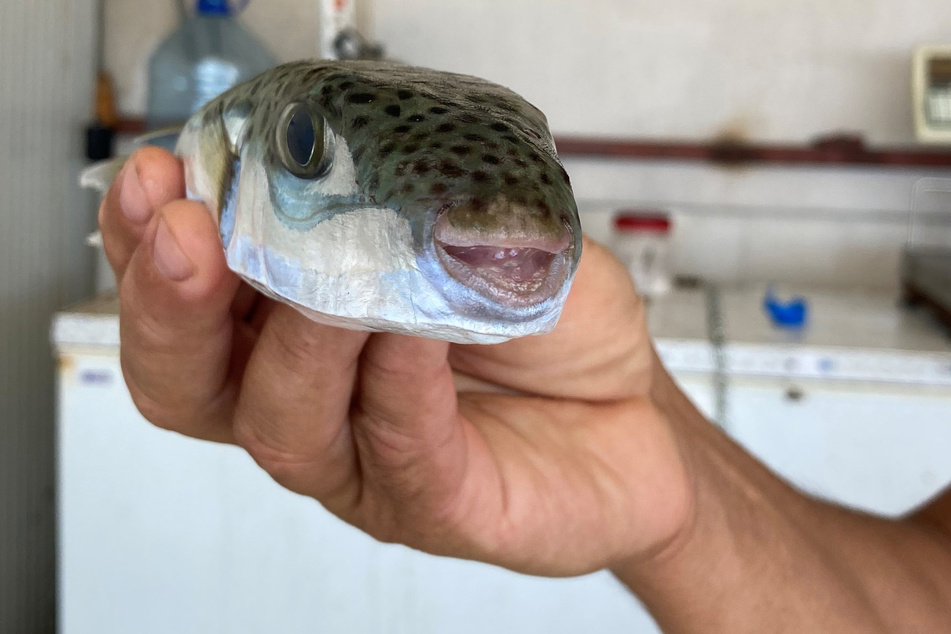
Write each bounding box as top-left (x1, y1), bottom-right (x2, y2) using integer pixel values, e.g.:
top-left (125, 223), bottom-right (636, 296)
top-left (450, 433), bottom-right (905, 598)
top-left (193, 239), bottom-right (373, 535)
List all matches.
top-left (101, 147), bottom-right (694, 578)
top-left (101, 148), bottom-right (951, 632)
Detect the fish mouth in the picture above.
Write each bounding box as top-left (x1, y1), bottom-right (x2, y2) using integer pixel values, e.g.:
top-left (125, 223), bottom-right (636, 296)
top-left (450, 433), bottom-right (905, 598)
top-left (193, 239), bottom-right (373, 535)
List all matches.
top-left (433, 210), bottom-right (573, 309)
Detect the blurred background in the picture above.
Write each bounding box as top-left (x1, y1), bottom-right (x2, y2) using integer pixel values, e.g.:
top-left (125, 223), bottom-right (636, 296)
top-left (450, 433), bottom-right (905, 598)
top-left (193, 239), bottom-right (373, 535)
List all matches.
top-left (3, 0), bottom-right (951, 632)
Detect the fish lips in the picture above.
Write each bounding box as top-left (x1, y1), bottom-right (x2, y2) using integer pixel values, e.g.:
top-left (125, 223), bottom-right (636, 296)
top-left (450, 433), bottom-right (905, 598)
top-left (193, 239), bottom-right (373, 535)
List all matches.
top-left (432, 209), bottom-right (575, 311)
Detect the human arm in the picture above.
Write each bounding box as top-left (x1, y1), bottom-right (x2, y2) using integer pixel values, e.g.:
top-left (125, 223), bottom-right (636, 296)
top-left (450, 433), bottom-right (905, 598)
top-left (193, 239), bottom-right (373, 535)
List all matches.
top-left (612, 361), bottom-right (951, 633)
top-left (101, 147), bottom-right (951, 632)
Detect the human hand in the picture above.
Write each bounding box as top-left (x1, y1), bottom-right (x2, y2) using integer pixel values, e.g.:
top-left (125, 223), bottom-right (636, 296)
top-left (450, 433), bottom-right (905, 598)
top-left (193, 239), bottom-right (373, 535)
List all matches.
top-left (100, 147), bottom-right (693, 577)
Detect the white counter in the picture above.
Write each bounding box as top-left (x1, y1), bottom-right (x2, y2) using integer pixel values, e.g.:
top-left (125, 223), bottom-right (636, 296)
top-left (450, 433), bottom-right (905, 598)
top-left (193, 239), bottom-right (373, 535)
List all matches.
top-left (52, 287), bottom-right (951, 634)
top-left (54, 285), bottom-right (951, 386)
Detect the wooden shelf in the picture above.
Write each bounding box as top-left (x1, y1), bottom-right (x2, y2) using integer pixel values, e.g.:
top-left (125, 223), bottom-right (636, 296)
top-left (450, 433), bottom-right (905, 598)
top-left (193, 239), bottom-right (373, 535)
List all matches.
top-left (553, 134), bottom-right (951, 169)
top-left (114, 117), bottom-right (951, 169)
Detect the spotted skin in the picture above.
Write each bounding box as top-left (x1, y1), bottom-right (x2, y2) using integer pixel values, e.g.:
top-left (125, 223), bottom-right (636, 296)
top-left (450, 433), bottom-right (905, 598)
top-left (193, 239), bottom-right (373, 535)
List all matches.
top-left (197, 60), bottom-right (577, 246)
top-left (177, 60), bottom-right (582, 343)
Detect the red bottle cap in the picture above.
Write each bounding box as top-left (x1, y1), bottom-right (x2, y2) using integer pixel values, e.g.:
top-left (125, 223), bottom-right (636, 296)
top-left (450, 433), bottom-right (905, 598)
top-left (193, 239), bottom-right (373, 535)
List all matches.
top-left (613, 212), bottom-right (671, 233)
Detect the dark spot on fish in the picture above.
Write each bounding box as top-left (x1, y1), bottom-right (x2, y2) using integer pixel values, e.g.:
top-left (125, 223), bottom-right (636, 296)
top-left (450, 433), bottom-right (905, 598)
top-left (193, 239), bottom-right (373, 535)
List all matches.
top-left (503, 135), bottom-right (520, 144)
top-left (408, 114), bottom-right (426, 123)
top-left (430, 142), bottom-right (443, 150)
top-left (320, 84), bottom-right (334, 97)
top-left (514, 159), bottom-right (528, 168)
top-left (505, 147), bottom-right (520, 157)
top-left (347, 93), bottom-right (376, 104)
top-left (504, 175), bottom-right (519, 186)
top-left (529, 152), bottom-right (543, 163)
top-left (482, 154), bottom-right (501, 165)
top-left (429, 106), bottom-right (449, 115)
top-left (403, 144), bottom-right (420, 154)
top-left (464, 133), bottom-right (486, 143)
top-left (439, 162), bottom-right (464, 178)
top-left (380, 142), bottom-right (397, 158)
top-left (436, 123), bottom-right (456, 134)
top-left (385, 105), bottom-right (401, 117)
top-left (351, 116), bottom-right (370, 129)
top-left (540, 173), bottom-right (552, 185)
top-left (339, 81), bottom-right (355, 90)
top-left (450, 145), bottom-right (471, 156)
top-left (412, 131), bottom-right (429, 142)
top-left (431, 183), bottom-right (449, 195)
top-left (490, 122), bottom-right (510, 133)
top-left (485, 141), bottom-right (500, 151)
top-left (413, 161), bottom-right (432, 175)
top-left (394, 125), bottom-right (412, 134)
top-left (402, 183), bottom-right (415, 194)
top-left (472, 171), bottom-right (490, 182)
top-left (398, 90), bottom-right (414, 100)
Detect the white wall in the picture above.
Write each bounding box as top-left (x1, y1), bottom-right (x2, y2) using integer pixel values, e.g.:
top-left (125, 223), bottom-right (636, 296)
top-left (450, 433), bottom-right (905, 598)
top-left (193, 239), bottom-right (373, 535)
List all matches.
top-left (103, 0), bottom-right (951, 288)
top-left (376, 0), bottom-right (951, 145)
top-left (108, 0), bottom-right (949, 143)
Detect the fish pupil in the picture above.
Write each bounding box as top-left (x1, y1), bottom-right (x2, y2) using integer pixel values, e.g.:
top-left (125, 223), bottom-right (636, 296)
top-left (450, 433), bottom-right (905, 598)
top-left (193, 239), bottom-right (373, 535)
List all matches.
top-left (286, 106), bottom-right (316, 166)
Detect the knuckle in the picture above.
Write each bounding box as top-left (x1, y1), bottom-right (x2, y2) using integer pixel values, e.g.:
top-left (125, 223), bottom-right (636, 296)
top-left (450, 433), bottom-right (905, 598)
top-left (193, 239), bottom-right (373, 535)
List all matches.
top-left (268, 323), bottom-right (320, 372)
top-left (265, 312), bottom-right (356, 377)
top-left (122, 369), bottom-right (181, 433)
top-left (232, 414), bottom-right (313, 486)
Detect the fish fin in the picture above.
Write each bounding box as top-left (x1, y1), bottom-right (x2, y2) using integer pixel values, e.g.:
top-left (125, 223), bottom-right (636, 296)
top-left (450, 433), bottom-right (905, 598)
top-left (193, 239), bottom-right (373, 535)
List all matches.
top-left (134, 125), bottom-right (184, 149)
top-left (86, 231), bottom-right (104, 248)
top-left (79, 156), bottom-right (129, 195)
top-left (79, 125), bottom-right (185, 195)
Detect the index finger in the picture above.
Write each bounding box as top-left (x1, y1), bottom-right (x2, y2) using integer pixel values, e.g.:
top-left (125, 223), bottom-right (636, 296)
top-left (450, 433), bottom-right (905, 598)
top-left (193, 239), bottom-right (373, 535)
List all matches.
top-left (99, 147), bottom-right (185, 283)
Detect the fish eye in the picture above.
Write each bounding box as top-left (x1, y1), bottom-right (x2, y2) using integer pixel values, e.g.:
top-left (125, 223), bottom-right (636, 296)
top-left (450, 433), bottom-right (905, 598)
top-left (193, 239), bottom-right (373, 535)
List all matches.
top-left (276, 102), bottom-right (333, 179)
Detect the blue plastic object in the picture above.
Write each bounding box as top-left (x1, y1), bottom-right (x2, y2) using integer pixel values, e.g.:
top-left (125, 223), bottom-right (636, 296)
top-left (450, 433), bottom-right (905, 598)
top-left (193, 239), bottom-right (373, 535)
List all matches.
top-left (764, 288), bottom-right (808, 329)
top-left (197, 0), bottom-right (232, 15)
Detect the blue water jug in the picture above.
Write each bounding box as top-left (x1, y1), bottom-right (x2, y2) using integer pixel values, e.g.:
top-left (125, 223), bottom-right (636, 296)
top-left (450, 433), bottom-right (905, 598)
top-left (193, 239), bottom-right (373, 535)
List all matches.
top-left (146, 0), bottom-right (276, 130)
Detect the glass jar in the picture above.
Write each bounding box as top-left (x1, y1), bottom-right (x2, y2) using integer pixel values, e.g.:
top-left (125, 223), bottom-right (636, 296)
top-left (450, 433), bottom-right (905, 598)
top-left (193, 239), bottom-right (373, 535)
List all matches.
top-left (611, 212), bottom-right (673, 298)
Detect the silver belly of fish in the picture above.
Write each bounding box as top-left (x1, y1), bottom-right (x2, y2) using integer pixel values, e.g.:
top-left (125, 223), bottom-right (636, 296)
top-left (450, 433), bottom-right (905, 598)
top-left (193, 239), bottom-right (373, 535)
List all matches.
top-left (146, 60), bottom-right (581, 344)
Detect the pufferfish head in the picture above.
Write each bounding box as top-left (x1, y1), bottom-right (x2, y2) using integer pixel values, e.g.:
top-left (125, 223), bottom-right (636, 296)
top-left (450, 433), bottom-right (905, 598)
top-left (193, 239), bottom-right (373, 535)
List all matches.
top-left (179, 60), bottom-right (582, 333)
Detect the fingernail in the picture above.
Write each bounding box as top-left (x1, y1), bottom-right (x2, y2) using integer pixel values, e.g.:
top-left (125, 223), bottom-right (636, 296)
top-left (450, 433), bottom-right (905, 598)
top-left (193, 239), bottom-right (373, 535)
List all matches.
top-left (153, 219), bottom-right (195, 281)
top-left (119, 162), bottom-right (151, 224)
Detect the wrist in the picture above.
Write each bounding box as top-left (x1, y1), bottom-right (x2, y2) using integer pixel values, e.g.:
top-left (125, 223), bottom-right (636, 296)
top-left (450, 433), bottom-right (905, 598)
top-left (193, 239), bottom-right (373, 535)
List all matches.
top-left (609, 350), bottom-right (703, 580)
top-left (613, 350), bottom-right (892, 633)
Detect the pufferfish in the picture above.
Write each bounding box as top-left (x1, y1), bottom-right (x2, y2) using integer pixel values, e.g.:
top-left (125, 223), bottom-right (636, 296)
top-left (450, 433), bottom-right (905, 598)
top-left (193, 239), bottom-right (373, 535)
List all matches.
top-left (85, 60), bottom-right (582, 344)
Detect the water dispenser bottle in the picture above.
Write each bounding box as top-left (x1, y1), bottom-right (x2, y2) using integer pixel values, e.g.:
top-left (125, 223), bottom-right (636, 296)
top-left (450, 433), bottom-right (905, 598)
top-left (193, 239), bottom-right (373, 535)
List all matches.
top-left (146, 0), bottom-right (276, 131)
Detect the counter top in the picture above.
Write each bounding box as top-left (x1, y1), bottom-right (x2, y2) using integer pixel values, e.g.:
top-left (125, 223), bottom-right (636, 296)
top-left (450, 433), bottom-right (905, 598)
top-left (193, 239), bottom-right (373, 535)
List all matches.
top-left (52, 286), bottom-right (951, 385)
